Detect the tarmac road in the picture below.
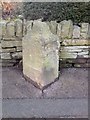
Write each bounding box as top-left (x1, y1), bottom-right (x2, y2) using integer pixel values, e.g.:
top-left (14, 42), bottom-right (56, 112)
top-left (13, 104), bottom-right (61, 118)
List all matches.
top-left (1, 67), bottom-right (89, 118)
top-left (2, 67), bottom-right (88, 99)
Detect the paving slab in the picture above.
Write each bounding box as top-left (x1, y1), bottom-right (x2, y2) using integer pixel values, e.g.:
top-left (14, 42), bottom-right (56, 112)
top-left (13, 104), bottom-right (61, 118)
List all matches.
top-left (2, 98), bottom-right (88, 118)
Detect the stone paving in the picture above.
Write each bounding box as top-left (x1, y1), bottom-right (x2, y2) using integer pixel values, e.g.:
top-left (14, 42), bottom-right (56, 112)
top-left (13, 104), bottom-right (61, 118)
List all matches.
top-left (1, 67), bottom-right (89, 118)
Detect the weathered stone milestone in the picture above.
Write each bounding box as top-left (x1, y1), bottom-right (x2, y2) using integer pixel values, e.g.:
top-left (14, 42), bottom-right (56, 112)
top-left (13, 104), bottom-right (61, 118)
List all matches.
top-left (23, 20), bottom-right (60, 89)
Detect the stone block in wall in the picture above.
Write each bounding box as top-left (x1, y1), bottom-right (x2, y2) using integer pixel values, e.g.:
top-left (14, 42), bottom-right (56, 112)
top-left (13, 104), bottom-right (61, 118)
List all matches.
top-left (60, 63), bottom-right (73, 68)
top-left (60, 46), bottom-right (89, 59)
top-left (47, 21), bottom-right (57, 35)
top-left (74, 63), bottom-right (89, 68)
top-left (23, 19), bottom-right (27, 36)
top-left (0, 4), bottom-right (2, 19)
top-left (61, 20), bottom-right (73, 39)
top-left (15, 19), bottom-right (23, 37)
top-left (2, 37), bottom-right (22, 41)
top-left (1, 53), bottom-right (11, 59)
top-left (62, 39), bottom-right (72, 46)
top-left (81, 23), bottom-right (89, 33)
top-left (0, 22), bottom-right (2, 38)
top-left (80, 33), bottom-right (88, 39)
top-left (1, 21), bottom-right (7, 37)
top-left (72, 39), bottom-right (89, 46)
top-left (2, 59), bottom-right (16, 63)
top-left (77, 54), bottom-right (89, 58)
top-left (0, 43), bottom-right (1, 53)
top-left (16, 46), bottom-right (22, 52)
top-left (2, 48), bottom-right (16, 53)
top-left (62, 39), bottom-right (89, 46)
top-left (60, 46), bottom-right (81, 53)
top-left (88, 24), bottom-right (90, 39)
top-left (60, 46), bottom-right (89, 53)
top-left (60, 58), bottom-right (89, 68)
top-left (73, 25), bottom-right (80, 39)
top-left (77, 51), bottom-right (89, 56)
top-left (80, 23), bottom-right (89, 39)
top-left (1, 59), bottom-right (17, 66)
top-left (23, 20), bottom-right (60, 89)
top-left (6, 21), bottom-right (15, 38)
top-left (60, 51), bottom-right (77, 59)
top-left (11, 52), bottom-right (22, 59)
top-left (1, 62), bottom-right (14, 67)
top-left (1, 40), bottom-right (22, 48)
top-left (57, 23), bottom-right (62, 41)
top-left (63, 58), bottom-right (87, 64)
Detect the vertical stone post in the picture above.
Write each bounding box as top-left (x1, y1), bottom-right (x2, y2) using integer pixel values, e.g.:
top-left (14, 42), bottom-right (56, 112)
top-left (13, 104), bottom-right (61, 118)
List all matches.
top-left (23, 20), bottom-right (60, 89)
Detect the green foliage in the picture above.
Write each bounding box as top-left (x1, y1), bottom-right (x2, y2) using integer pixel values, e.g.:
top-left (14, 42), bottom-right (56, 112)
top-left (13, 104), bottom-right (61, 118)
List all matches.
top-left (23, 2), bottom-right (90, 23)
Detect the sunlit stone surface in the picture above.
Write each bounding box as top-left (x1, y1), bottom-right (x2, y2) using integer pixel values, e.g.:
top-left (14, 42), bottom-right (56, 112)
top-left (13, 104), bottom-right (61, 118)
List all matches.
top-left (23, 20), bottom-right (60, 89)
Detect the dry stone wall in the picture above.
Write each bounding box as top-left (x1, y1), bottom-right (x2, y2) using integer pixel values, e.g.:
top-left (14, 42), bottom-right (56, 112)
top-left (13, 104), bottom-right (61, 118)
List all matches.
top-left (0, 19), bottom-right (90, 67)
top-left (0, 19), bottom-right (25, 66)
top-left (56, 20), bottom-right (90, 67)
top-left (48, 20), bottom-right (90, 67)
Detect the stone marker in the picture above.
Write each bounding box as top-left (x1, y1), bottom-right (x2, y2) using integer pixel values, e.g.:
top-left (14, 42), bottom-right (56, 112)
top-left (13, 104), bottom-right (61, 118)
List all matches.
top-left (23, 20), bottom-right (60, 89)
